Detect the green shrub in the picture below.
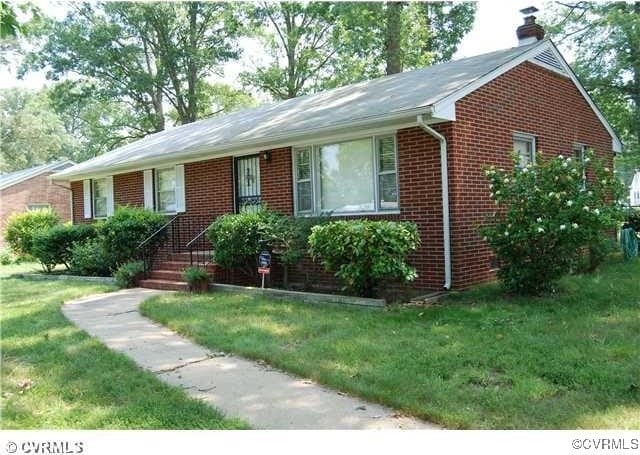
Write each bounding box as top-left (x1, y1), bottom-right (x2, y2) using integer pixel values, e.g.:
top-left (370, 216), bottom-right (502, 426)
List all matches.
top-left (69, 239), bottom-right (112, 276)
top-left (308, 220), bottom-right (420, 297)
top-left (99, 206), bottom-right (166, 268)
top-left (183, 266), bottom-right (209, 293)
top-left (207, 210), bottom-right (273, 277)
top-left (32, 224), bottom-right (97, 272)
top-left (114, 261), bottom-right (145, 288)
top-left (183, 266), bottom-right (209, 283)
top-left (265, 214), bottom-right (329, 288)
top-left (480, 152), bottom-right (624, 294)
top-left (4, 209), bottom-right (60, 256)
top-left (575, 237), bottom-right (617, 274)
top-left (0, 248), bottom-right (12, 265)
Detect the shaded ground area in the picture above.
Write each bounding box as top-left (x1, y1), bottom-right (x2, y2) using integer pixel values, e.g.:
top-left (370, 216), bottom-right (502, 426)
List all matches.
top-left (0, 263), bottom-right (246, 429)
top-left (141, 257), bottom-right (640, 429)
top-left (63, 288), bottom-right (437, 430)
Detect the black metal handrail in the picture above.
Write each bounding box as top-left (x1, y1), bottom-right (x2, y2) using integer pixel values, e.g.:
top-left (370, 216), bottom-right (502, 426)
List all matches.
top-left (187, 223), bottom-right (213, 268)
top-left (138, 215), bottom-right (179, 250)
top-left (138, 214), bottom-right (181, 277)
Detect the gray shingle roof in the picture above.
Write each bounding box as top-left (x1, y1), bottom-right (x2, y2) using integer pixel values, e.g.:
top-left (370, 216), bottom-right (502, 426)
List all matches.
top-left (0, 160), bottom-right (75, 190)
top-left (54, 42), bottom-right (543, 180)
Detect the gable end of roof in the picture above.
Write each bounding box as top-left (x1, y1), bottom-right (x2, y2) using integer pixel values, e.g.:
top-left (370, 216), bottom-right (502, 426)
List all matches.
top-left (430, 40), bottom-right (622, 153)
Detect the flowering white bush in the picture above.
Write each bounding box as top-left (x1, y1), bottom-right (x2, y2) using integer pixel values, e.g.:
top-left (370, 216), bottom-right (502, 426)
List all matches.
top-left (480, 152), bottom-right (623, 294)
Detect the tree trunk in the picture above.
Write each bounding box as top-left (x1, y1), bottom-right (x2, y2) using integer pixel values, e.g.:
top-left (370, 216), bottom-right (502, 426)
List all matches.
top-left (284, 9), bottom-right (298, 98)
top-left (185, 1), bottom-right (199, 123)
top-left (385, 1), bottom-right (404, 75)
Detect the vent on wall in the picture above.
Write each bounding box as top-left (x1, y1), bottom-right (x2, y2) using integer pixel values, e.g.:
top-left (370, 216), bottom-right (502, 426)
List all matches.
top-left (531, 48), bottom-right (568, 75)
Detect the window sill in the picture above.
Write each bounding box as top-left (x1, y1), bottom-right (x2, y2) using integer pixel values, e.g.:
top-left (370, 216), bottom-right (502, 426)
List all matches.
top-left (295, 210), bottom-right (401, 218)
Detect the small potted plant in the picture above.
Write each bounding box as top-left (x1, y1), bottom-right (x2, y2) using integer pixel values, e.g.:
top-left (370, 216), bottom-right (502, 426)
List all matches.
top-left (183, 266), bottom-right (209, 293)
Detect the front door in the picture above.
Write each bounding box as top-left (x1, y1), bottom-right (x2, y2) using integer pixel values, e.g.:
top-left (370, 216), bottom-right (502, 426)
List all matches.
top-left (234, 155), bottom-right (261, 213)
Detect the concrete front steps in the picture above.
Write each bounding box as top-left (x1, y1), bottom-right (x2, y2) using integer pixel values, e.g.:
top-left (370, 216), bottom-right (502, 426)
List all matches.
top-left (138, 251), bottom-right (215, 291)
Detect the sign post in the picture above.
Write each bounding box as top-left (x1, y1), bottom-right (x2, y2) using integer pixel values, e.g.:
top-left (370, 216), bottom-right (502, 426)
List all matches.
top-left (258, 251), bottom-right (271, 289)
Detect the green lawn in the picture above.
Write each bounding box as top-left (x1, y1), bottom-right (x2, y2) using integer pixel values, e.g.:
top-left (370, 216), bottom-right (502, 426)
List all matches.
top-left (0, 263), bottom-right (246, 429)
top-left (141, 257), bottom-right (640, 429)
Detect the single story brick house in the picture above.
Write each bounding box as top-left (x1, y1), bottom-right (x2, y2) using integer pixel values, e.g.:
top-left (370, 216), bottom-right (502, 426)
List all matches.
top-left (1, 160), bottom-right (74, 249)
top-left (52, 16), bottom-right (621, 291)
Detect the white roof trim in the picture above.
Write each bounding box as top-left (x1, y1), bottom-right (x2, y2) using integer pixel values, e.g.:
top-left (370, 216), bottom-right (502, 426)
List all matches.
top-left (53, 119), bottom-right (427, 181)
top-left (545, 42), bottom-right (622, 153)
top-left (430, 40), bottom-right (622, 153)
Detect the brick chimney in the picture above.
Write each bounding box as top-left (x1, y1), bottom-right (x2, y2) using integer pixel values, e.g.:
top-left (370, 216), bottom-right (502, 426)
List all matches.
top-left (516, 7), bottom-right (545, 46)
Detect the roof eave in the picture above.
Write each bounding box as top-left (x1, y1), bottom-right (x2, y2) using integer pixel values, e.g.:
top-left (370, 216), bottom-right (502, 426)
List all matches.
top-left (51, 107), bottom-right (445, 182)
top-left (0, 160), bottom-right (75, 190)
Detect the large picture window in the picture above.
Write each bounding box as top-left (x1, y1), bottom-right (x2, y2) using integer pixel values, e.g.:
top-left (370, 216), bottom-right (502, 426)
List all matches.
top-left (92, 178), bottom-right (108, 218)
top-left (155, 167), bottom-right (177, 213)
top-left (293, 135), bottom-right (398, 215)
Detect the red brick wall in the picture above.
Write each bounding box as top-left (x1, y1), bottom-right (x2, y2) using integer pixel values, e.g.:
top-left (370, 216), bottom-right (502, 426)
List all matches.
top-left (114, 171), bottom-right (144, 208)
top-left (182, 156), bottom-right (234, 236)
top-left (260, 147), bottom-right (294, 214)
top-left (1, 173), bottom-right (72, 248)
top-left (449, 61), bottom-right (614, 288)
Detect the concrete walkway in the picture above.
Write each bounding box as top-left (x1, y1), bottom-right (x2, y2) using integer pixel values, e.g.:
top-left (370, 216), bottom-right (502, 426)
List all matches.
top-left (62, 288), bottom-right (440, 430)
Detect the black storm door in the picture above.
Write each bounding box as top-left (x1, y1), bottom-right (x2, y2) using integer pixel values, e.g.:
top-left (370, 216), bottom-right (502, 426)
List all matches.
top-left (234, 155), bottom-right (261, 213)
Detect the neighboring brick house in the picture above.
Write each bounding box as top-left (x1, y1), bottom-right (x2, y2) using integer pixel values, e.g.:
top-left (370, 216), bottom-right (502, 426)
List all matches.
top-left (1, 161), bottom-right (74, 249)
top-left (52, 16), bottom-right (622, 292)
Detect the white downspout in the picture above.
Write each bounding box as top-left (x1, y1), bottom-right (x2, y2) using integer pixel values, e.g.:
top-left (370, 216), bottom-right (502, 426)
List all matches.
top-left (417, 114), bottom-right (452, 290)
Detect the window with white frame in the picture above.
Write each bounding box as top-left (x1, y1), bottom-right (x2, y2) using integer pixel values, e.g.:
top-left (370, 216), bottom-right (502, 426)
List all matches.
top-left (293, 135), bottom-right (398, 215)
top-left (155, 167), bottom-right (177, 213)
top-left (513, 133), bottom-right (535, 167)
top-left (572, 143), bottom-right (587, 187)
top-left (377, 136), bottom-right (398, 209)
top-left (92, 178), bottom-right (108, 218)
top-left (27, 203), bottom-right (50, 211)
top-left (294, 147), bottom-right (313, 213)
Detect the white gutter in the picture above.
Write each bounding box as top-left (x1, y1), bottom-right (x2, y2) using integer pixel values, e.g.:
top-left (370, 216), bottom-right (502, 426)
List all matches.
top-left (417, 114), bottom-right (452, 290)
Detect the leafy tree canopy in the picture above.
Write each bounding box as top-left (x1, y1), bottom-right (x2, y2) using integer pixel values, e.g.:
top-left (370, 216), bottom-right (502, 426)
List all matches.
top-left (543, 1), bottom-right (640, 185)
top-left (22, 1), bottom-right (246, 135)
top-left (0, 87), bottom-right (78, 172)
top-left (242, 1), bottom-right (476, 100)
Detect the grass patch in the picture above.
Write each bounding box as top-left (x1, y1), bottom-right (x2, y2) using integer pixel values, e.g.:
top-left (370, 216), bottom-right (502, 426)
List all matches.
top-left (141, 257), bottom-right (640, 429)
top-left (0, 262), bottom-right (246, 429)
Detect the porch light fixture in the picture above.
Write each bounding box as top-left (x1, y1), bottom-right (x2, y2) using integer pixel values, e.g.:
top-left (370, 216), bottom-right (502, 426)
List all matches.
top-left (262, 151), bottom-right (271, 162)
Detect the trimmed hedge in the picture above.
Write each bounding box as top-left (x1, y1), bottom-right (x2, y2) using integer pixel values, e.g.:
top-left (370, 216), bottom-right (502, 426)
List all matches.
top-left (206, 210), bottom-right (273, 278)
top-left (4, 209), bottom-right (60, 257)
top-left (69, 239), bottom-right (112, 276)
top-left (32, 224), bottom-right (97, 272)
top-left (308, 220), bottom-right (420, 297)
top-left (99, 206), bottom-right (166, 269)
